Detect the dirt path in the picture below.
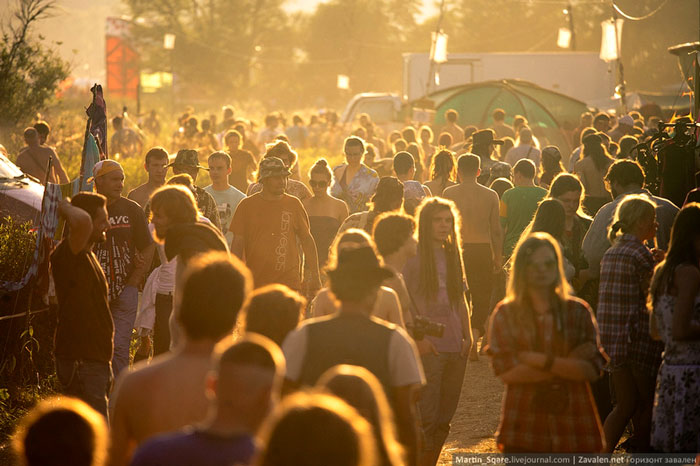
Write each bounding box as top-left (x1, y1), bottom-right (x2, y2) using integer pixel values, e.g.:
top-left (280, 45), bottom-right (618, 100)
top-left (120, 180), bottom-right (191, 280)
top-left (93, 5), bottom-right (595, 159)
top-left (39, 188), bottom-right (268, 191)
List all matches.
top-left (437, 355), bottom-right (504, 465)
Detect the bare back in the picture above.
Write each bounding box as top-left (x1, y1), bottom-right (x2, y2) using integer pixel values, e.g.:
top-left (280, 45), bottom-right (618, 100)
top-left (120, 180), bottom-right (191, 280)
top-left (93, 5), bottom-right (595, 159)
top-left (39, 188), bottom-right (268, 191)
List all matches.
top-left (16, 145), bottom-right (57, 183)
top-left (109, 352), bottom-right (212, 465)
top-left (443, 182), bottom-right (500, 244)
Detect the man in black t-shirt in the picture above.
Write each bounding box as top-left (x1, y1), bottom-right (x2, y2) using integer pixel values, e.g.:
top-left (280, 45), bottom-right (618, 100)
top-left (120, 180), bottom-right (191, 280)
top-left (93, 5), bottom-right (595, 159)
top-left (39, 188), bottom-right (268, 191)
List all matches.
top-left (91, 160), bottom-right (155, 379)
top-left (51, 193), bottom-right (113, 418)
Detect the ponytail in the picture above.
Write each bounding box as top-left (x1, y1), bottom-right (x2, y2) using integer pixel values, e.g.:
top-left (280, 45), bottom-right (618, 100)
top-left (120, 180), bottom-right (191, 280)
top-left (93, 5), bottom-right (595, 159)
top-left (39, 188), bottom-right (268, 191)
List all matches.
top-left (608, 194), bottom-right (656, 244)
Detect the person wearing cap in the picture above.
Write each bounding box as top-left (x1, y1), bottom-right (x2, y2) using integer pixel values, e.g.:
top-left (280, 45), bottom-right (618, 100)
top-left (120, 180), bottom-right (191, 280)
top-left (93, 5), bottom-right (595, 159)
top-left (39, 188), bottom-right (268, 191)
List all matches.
top-left (471, 128), bottom-right (504, 186)
top-left (230, 156), bottom-right (321, 296)
top-left (91, 159), bottom-right (154, 380)
top-left (609, 115), bottom-right (635, 143)
top-left (127, 147), bottom-right (170, 208)
top-left (167, 149), bottom-right (222, 231)
top-left (246, 141), bottom-right (312, 201)
top-left (282, 244), bottom-right (424, 464)
top-left (504, 126), bottom-right (541, 169)
top-left (338, 176), bottom-right (404, 234)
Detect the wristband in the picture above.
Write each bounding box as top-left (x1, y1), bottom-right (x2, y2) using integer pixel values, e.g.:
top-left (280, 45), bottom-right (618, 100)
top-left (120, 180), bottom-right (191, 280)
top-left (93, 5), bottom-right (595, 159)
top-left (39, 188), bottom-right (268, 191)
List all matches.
top-left (542, 353), bottom-right (555, 372)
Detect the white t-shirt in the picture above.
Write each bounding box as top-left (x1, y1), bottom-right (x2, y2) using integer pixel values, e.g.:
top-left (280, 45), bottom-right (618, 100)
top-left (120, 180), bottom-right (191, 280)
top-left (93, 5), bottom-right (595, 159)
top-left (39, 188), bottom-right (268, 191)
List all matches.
top-left (505, 144), bottom-right (541, 168)
top-left (204, 185), bottom-right (245, 244)
top-left (282, 314), bottom-right (425, 388)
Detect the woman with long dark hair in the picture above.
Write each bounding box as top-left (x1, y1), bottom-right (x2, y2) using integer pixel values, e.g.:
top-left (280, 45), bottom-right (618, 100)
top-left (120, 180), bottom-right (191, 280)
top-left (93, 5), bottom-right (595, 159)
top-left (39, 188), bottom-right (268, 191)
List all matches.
top-left (574, 133), bottom-right (613, 215)
top-left (486, 233), bottom-right (607, 453)
top-left (338, 177), bottom-right (404, 235)
top-left (402, 197), bottom-right (472, 466)
top-left (424, 150), bottom-right (457, 197)
top-left (519, 199), bottom-right (574, 281)
top-left (547, 174), bottom-right (592, 282)
top-left (648, 203), bottom-right (700, 453)
top-left (539, 146), bottom-right (564, 189)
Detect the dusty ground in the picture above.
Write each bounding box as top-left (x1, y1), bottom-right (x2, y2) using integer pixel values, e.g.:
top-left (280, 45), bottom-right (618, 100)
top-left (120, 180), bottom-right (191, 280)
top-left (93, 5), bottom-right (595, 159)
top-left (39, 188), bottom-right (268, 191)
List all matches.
top-left (437, 354), bottom-right (504, 465)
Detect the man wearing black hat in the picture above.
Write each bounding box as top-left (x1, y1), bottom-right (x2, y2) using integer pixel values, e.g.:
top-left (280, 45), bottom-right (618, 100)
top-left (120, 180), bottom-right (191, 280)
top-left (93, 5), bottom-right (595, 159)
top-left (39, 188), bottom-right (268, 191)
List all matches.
top-left (168, 149), bottom-right (222, 231)
top-left (282, 245), bottom-right (424, 464)
top-left (471, 129), bottom-right (504, 186)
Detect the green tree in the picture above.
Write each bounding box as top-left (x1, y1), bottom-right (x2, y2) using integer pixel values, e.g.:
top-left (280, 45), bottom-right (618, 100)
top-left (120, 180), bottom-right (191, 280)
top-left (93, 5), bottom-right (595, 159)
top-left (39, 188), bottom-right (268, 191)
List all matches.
top-left (0, 0), bottom-right (70, 140)
top-left (301, 0), bottom-right (420, 108)
top-left (124, 0), bottom-right (291, 104)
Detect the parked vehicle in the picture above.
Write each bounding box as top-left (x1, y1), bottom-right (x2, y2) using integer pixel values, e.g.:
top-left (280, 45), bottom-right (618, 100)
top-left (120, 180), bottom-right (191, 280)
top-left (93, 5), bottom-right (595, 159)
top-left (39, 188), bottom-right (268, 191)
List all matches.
top-left (0, 153), bottom-right (43, 225)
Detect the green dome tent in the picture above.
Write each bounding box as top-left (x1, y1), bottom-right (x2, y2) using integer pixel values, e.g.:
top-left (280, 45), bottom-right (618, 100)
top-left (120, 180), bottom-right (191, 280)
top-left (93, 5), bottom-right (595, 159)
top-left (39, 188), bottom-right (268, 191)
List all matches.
top-left (428, 79), bottom-right (589, 155)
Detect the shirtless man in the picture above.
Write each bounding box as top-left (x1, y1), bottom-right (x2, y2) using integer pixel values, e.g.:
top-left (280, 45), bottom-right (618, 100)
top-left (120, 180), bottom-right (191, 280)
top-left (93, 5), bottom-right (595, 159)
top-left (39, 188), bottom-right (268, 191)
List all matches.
top-left (127, 147), bottom-right (169, 208)
top-left (108, 252), bottom-right (252, 466)
top-left (16, 127), bottom-right (69, 184)
top-left (443, 154), bottom-right (502, 359)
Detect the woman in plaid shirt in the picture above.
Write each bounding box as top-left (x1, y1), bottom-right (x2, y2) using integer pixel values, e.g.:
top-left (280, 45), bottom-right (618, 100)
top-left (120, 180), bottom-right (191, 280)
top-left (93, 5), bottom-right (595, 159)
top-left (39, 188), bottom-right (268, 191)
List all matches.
top-left (486, 233), bottom-right (607, 453)
top-left (598, 194), bottom-right (664, 452)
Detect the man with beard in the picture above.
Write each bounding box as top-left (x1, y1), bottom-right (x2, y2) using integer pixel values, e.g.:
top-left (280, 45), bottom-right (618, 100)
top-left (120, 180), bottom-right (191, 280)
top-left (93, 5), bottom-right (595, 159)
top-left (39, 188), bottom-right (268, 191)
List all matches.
top-left (51, 193), bottom-right (113, 418)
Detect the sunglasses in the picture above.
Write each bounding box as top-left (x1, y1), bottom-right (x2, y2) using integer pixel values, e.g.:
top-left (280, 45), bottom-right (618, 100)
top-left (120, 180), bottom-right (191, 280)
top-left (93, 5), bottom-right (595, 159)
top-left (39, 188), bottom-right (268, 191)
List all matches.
top-left (309, 180), bottom-right (328, 188)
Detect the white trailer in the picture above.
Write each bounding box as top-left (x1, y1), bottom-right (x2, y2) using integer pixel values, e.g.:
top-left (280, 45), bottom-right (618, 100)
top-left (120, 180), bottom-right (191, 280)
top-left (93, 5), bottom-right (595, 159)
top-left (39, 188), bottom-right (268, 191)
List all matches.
top-left (402, 52), bottom-right (616, 106)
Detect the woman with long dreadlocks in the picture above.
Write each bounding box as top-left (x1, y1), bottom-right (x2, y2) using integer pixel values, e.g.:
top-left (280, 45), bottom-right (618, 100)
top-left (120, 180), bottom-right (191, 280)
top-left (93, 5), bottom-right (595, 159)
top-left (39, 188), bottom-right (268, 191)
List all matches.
top-left (486, 233), bottom-right (607, 453)
top-left (402, 197), bottom-right (472, 466)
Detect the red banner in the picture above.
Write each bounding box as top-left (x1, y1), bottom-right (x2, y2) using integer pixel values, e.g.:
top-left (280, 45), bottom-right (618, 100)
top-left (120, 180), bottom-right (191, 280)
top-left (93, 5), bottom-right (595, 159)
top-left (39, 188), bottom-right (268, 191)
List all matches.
top-left (106, 17), bottom-right (139, 100)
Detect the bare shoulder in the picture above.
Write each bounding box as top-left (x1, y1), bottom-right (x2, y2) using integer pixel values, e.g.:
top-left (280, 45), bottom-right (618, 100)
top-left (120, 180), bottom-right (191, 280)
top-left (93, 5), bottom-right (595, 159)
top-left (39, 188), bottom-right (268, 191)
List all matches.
top-left (674, 264), bottom-right (700, 285)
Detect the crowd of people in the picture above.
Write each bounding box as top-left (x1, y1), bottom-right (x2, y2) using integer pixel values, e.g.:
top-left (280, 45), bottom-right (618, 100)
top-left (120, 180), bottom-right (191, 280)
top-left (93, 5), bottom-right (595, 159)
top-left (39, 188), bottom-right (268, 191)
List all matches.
top-left (9, 104), bottom-right (700, 466)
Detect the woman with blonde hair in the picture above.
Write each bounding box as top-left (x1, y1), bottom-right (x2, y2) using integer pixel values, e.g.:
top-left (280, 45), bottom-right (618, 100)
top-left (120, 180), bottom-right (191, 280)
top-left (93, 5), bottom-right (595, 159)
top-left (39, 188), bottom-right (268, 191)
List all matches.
top-left (402, 197), bottom-right (472, 465)
top-left (310, 229), bottom-right (404, 328)
top-left (598, 194), bottom-right (664, 452)
top-left (318, 365), bottom-right (406, 466)
top-left (486, 232), bottom-right (607, 453)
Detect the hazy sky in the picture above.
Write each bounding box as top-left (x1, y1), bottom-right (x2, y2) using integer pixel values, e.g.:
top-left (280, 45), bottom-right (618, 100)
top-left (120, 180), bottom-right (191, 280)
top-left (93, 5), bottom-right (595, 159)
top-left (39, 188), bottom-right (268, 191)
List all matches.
top-left (0, 0), bottom-right (437, 81)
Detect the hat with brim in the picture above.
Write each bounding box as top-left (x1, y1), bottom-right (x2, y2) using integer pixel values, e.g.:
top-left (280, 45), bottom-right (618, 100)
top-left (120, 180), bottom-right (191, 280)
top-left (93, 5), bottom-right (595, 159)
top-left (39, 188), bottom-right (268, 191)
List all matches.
top-left (167, 149), bottom-right (208, 171)
top-left (87, 159), bottom-right (123, 183)
top-left (472, 129), bottom-right (504, 146)
top-left (327, 245), bottom-right (394, 285)
top-left (258, 156), bottom-right (292, 181)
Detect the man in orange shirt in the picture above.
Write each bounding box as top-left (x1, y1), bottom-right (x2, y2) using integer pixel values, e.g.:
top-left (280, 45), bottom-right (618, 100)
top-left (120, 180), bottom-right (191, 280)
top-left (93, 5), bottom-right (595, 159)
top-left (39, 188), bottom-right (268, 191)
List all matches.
top-left (230, 157), bottom-right (321, 297)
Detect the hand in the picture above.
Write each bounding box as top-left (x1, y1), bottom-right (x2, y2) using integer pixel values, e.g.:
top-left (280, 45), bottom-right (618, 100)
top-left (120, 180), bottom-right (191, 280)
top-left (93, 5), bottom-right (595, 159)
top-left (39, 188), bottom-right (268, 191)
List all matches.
top-left (416, 338), bottom-right (438, 356)
top-left (493, 255), bottom-right (503, 274)
top-left (650, 248), bottom-right (665, 262)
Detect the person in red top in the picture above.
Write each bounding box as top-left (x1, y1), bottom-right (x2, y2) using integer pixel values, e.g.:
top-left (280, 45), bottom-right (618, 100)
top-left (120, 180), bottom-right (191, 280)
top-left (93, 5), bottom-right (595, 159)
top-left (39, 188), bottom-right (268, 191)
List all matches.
top-left (486, 232), bottom-right (608, 453)
top-left (230, 156), bottom-right (321, 297)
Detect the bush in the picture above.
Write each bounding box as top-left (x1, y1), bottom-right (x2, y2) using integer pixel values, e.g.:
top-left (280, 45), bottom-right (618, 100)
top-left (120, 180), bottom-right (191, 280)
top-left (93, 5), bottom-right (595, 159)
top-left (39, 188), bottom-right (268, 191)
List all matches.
top-left (0, 217), bottom-right (36, 284)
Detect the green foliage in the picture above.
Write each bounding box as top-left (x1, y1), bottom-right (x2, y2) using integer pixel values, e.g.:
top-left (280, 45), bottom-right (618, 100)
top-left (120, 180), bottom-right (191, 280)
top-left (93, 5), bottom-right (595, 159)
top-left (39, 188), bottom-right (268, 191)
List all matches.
top-left (0, 217), bottom-right (36, 284)
top-left (0, 0), bottom-right (70, 135)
